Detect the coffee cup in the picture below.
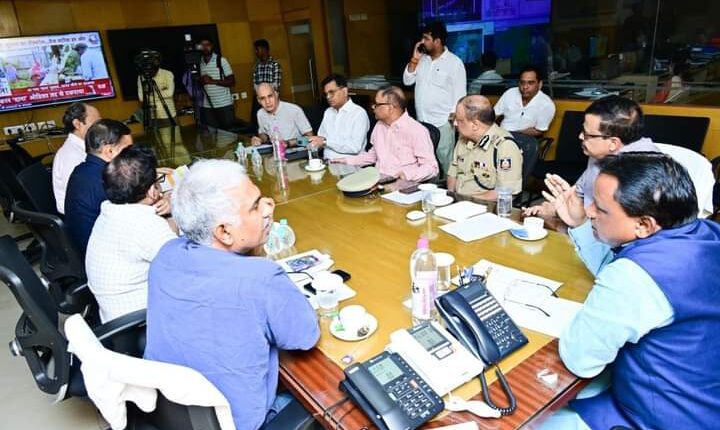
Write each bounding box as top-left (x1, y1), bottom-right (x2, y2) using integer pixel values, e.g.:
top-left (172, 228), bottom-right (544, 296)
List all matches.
top-left (338, 305), bottom-right (367, 334)
top-left (523, 216), bottom-right (544, 235)
top-left (308, 158), bottom-right (323, 169)
top-left (431, 189), bottom-right (447, 205)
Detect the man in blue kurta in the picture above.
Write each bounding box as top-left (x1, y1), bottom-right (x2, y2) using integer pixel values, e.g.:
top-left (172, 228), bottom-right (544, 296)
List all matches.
top-left (540, 152), bottom-right (720, 429)
top-left (144, 159), bottom-right (319, 430)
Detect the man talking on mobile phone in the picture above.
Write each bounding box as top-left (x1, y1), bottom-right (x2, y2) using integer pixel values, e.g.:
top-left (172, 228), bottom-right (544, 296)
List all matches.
top-left (403, 20), bottom-right (466, 180)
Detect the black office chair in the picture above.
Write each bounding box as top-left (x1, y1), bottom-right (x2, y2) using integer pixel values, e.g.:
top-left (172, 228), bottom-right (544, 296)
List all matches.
top-left (0, 151), bottom-right (42, 263)
top-left (420, 121), bottom-right (441, 153)
top-left (510, 132), bottom-right (539, 207)
top-left (12, 201), bottom-right (94, 317)
top-left (711, 156), bottom-right (720, 222)
top-left (0, 235), bottom-right (147, 402)
top-left (17, 161), bottom-right (58, 216)
top-left (126, 392), bottom-right (317, 430)
top-left (302, 104), bottom-right (326, 135)
top-left (532, 110), bottom-right (588, 184)
top-left (643, 114), bottom-right (709, 154)
top-left (4, 135), bottom-right (55, 169)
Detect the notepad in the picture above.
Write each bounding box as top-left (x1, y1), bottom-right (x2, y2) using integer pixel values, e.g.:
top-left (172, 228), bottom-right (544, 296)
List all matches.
top-left (381, 190), bottom-right (424, 205)
top-left (433, 201), bottom-right (487, 221)
top-left (439, 213), bottom-right (518, 242)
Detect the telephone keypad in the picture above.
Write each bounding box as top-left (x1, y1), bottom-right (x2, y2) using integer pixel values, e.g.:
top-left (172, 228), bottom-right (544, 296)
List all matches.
top-left (386, 359), bottom-right (443, 420)
top-left (470, 292), bottom-right (528, 357)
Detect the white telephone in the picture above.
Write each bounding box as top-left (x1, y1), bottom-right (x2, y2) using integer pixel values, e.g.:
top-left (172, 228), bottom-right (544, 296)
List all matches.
top-left (387, 321), bottom-right (485, 396)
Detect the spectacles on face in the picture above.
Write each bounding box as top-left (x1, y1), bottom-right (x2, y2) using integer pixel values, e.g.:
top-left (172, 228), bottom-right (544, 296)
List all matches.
top-left (154, 173), bottom-right (166, 184)
top-left (371, 102), bottom-right (391, 109)
top-left (580, 129), bottom-right (612, 141)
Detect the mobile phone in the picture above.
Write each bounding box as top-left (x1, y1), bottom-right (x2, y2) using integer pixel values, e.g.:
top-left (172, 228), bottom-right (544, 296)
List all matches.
top-left (399, 184), bottom-right (420, 194)
top-left (332, 269), bottom-right (352, 283)
top-left (417, 44), bottom-right (427, 54)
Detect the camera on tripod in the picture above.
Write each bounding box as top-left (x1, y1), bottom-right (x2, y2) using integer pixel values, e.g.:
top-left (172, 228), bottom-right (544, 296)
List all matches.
top-left (134, 49), bottom-right (162, 79)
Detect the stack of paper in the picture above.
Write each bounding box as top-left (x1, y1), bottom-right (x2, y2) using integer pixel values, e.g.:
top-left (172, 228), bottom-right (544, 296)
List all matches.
top-left (433, 201), bottom-right (487, 221)
top-left (381, 190), bottom-right (424, 205)
top-left (439, 213), bottom-right (518, 242)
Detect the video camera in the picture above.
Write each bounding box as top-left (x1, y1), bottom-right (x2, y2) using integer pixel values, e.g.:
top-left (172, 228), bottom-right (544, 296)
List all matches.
top-left (183, 34), bottom-right (202, 75)
top-left (134, 49), bottom-right (161, 78)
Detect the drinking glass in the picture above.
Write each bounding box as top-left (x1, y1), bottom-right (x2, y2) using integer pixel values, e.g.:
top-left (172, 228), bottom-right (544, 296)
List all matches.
top-left (496, 186), bottom-right (512, 218)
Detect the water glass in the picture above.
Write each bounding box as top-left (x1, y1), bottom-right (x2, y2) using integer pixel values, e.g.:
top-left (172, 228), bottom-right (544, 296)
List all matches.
top-left (434, 252), bottom-right (455, 292)
top-left (313, 272), bottom-right (342, 318)
top-left (418, 183), bottom-right (437, 214)
top-left (496, 186), bottom-right (512, 218)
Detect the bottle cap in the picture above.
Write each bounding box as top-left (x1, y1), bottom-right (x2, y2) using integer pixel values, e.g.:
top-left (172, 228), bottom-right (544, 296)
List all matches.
top-left (416, 237), bottom-right (429, 249)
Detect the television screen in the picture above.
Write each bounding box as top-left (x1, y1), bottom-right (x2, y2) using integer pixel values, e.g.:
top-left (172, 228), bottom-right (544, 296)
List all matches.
top-left (0, 31), bottom-right (115, 113)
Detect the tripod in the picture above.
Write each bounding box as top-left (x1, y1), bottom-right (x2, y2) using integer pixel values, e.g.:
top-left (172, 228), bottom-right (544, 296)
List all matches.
top-left (139, 73), bottom-right (177, 131)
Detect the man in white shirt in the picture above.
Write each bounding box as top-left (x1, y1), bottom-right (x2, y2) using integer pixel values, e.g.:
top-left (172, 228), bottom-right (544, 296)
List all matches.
top-left (469, 51), bottom-right (504, 94)
top-left (251, 82), bottom-right (313, 147)
top-left (76, 44), bottom-right (109, 80)
top-left (52, 102), bottom-right (101, 214)
top-left (403, 20), bottom-right (467, 177)
top-left (199, 39), bottom-right (236, 130)
top-left (137, 65), bottom-right (176, 125)
top-left (308, 74), bottom-right (369, 160)
top-left (86, 145), bottom-right (176, 323)
top-left (494, 65), bottom-right (555, 137)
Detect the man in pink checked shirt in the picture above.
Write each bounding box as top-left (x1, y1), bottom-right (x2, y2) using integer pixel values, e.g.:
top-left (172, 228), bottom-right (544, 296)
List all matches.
top-left (332, 86), bottom-right (439, 182)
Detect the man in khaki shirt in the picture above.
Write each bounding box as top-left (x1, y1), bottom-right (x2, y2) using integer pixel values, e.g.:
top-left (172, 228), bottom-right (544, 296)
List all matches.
top-left (447, 95), bottom-right (523, 199)
top-left (137, 66), bottom-right (176, 123)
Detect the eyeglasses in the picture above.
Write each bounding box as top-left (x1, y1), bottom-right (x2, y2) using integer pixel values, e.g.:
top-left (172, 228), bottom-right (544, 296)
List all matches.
top-left (371, 102), bottom-right (391, 109)
top-left (154, 173), bottom-right (166, 184)
top-left (580, 129), bottom-right (612, 140)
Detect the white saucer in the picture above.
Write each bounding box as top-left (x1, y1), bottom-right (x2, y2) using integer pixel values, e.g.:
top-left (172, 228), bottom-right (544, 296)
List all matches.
top-left (510, 227), bottom-right (548, 241)
top-left (330, 314), bottom-right (378, 341)
top-left (406, 210), bottom-right (427, 221)
top-left (304, 163), bottom-right (326, 172)
top-left (431, 195), bottom-right (454, 207)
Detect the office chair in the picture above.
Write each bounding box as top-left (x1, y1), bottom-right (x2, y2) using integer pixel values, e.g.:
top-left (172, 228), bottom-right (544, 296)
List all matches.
top-left (643, 114), bottom-right (709, 154)
top-left (532, 110), bottom-right (588, 184)
top-left (510, 132), bottom-right (540, 208)
top-left (12, 201), bottom-right (94, 317)
top-left (4, 135), bottom-right (54, 169)
top-left (656, 143), bottom-right (715, 218)
top-left (65, 313), bottom-right (317, 430)
top-left (712, 156), bottom-right (720, 221)
top-left (0, 235), bottom-right (147, 403)
top-left (16, 161), bottom-right (58, 216)
top-left (420, 121), bottom-right (441, 153)
top-left (0, 151), bottom-right (42, 263)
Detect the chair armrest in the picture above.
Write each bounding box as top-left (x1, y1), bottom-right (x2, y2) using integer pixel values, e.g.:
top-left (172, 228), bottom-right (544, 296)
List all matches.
top-left (537, 137), bottom-right (555, 160)
top-left (262, 397), bottom-right (314, 430)
top-left (93, 309), bottom-right (146, 357)
top-left (711, 156), bottom-right (720, 179)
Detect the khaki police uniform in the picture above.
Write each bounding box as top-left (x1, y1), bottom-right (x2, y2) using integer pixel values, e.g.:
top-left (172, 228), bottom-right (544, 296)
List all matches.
top-left (448, 123), bottom-right (523, 197)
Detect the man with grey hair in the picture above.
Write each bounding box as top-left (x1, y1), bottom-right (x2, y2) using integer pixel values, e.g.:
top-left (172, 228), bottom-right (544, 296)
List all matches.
top-left (144, 159), bottom-right (320, 429)
top-left (334, 86), bottom-right (438, 182)
top-left (447, 95), bottom-right (523, 199)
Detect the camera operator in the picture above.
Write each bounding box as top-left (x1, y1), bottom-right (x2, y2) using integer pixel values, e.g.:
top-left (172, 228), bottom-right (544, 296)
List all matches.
top-left (136, 61), bottom-right (176, 127)
top-left (199, 39), bottom-right (237, 130)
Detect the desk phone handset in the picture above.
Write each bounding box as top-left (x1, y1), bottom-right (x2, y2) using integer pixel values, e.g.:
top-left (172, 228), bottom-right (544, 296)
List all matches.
top-left (435, 278), bottom-right (528, 415)
top-left (340, 351), bottom-right (444, 430)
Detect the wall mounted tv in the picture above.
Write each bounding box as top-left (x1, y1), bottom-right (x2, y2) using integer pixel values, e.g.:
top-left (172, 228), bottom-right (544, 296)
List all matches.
top-left (0, 31), bottom-right (115, 113)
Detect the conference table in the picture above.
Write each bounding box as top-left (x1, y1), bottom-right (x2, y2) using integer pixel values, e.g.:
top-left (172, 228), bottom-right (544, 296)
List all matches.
top-left (143, 125), bottom-right (594, 430)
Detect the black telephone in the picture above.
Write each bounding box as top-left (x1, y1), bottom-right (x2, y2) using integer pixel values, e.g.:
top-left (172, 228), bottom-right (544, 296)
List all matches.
top-left (435, 278), bottom-right (528, 415)
top-left (340, 351), bottom-right (444, 430)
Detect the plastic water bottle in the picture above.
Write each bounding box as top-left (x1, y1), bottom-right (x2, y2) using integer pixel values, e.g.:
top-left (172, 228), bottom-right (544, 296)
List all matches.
top-left (235, 142), bottom-right (247, 163)
top-left (271, 127), bottom-right (286, 162)
top-left (251, 147), bottom-right (263, 168)
top-left (277, 219), bottom-right (296, 249)
top-left (264, 222), bottom-right (284, 256)
top-left (410, 238), bottom-right (438, 325)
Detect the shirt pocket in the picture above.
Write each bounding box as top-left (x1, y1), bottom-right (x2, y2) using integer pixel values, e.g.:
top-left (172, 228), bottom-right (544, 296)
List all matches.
top-left (430, 70), bottom-right (451, 89)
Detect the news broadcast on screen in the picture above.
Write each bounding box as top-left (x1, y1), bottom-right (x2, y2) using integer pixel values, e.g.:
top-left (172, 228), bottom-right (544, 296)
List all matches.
top-left (0, 31), bottom-right (115, 112)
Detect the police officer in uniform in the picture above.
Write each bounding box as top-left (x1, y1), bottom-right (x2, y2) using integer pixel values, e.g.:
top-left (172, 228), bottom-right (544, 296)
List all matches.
top-left (447, 95), bottom-right (523, 199)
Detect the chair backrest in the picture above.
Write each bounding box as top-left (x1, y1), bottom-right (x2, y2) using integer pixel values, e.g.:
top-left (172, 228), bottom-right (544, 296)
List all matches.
top-left (302, 104), bottom-right (325, 134)
top-left (553, 111), bottom-right (588, 164)
top-left (656, 143), bottom-right (715, 217)
top-left (643, 114), bottom-right (709, 153)
top-left (510, 132), bottom-right (539, 187)
top-left (419, 121), bottom-right (441, 152)
top-left (12, 201), bottom-right (90, 314)
top-left (0, 150), bottom-right (30, 219)
top-left (17, 162), bottom-right (57, 215)
top-left (0, 235), bottom-right (70, 398)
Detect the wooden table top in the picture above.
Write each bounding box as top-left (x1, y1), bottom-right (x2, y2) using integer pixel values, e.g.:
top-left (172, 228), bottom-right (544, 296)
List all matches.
top-left (272, 187), bottom-right (594, 429)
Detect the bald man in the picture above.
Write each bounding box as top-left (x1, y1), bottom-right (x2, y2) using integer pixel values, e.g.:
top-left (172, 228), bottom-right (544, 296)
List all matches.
top-left (333, 86), bottom-right (438, 182)
top-left (250, 82), bottom-right (313, 147)
top-left (447, 95), bottom-right (523, 200)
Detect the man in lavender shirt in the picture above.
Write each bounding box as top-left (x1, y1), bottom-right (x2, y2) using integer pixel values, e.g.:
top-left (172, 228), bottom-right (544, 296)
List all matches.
top-left (333, 86), bottom-right (439, 182)
top-left (144, 160), bottom-right (319, 430)
top-left (524, 95), bottom-right (658, 220)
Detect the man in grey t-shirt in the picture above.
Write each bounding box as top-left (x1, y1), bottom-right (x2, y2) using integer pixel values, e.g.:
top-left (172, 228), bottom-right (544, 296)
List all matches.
top-left (250, 83), bottom-right (313, 147)
top-left (524, 96), bottom-right (658, 219)
top-left (199, 39), bottom-right (236, 130)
